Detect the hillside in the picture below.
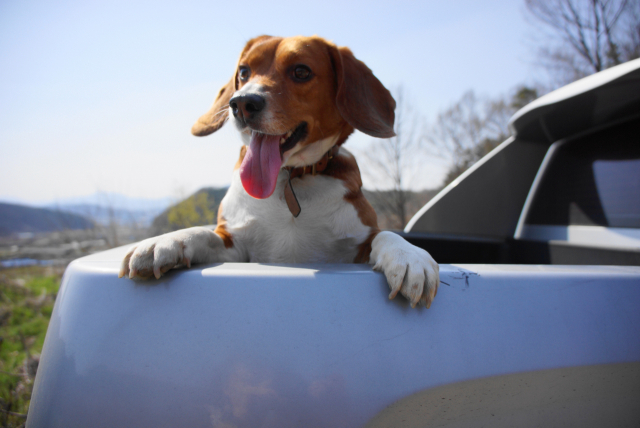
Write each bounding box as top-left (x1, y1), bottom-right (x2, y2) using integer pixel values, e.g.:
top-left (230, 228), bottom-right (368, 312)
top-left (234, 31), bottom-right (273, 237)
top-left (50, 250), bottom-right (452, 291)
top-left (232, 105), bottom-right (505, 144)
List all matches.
top-left (0, 202), bottom-right (94, 237)
top-left (151, 187), bottom-right (229, 234)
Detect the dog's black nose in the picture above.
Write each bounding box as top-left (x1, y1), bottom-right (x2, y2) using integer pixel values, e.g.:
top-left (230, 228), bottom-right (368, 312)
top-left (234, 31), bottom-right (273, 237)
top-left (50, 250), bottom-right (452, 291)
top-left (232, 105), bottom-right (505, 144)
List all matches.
top-left (229, 94), bottom-right (265, 123)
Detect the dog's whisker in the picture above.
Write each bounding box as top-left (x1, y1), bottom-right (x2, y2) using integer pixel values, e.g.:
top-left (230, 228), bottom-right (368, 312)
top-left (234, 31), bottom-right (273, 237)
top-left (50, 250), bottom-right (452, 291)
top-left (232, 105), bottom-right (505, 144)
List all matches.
top-left (211, 108), bottom-right (229, 118)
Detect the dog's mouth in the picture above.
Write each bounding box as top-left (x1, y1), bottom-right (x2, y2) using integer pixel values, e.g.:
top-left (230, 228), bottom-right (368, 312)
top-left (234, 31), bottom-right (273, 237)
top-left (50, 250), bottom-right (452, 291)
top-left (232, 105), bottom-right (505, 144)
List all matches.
top-left (239, 122), bottom-right (307, 199)
top-left (278, 122), bottom-right (308, 155)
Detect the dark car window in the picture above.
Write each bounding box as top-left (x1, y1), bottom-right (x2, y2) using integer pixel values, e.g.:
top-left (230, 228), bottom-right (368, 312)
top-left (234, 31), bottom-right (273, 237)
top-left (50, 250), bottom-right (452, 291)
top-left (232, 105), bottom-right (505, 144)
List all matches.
top-left (593, 159), bottom-right (640, 227)
top-left (525, 118), bottom-right (640, 228)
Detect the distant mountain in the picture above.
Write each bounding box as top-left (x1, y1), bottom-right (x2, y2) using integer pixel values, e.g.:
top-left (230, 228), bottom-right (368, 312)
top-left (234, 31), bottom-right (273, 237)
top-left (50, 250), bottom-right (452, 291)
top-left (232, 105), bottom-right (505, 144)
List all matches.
top-left (53, 204), bottom-right (163, 227)
top-left (0, 202), bottom-right (94, 237)
top-left (42, 192), bottom-right (174, 227)
top-left (45, 192), bottom-right (173, 212)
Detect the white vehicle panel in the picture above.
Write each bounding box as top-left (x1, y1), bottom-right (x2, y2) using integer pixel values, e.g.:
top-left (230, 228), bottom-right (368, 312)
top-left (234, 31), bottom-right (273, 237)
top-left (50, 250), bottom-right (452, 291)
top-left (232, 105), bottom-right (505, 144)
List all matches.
top-left (27, 246), bottom-right (640, 427)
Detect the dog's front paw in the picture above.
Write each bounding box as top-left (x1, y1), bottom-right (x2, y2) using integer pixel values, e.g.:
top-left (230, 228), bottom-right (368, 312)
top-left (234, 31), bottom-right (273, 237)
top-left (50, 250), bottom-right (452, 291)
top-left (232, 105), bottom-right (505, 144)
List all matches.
top-left (119, 233), bottom-right (191, 280)
top-left (370, 231), bottom-right (439, 308)
top-left (119, 227), bottom-right (217, 280)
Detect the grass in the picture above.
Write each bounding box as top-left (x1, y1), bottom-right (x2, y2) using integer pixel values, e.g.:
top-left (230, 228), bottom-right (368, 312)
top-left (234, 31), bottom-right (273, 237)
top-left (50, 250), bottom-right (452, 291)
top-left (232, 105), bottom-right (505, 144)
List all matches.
top-left (0, 265), bottom-right (63, 428)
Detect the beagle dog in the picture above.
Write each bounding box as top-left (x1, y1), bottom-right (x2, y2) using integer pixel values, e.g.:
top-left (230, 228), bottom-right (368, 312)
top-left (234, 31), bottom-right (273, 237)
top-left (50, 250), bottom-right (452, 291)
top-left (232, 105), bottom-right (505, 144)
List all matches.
top-left (120, 35), bottom-right (439, 308)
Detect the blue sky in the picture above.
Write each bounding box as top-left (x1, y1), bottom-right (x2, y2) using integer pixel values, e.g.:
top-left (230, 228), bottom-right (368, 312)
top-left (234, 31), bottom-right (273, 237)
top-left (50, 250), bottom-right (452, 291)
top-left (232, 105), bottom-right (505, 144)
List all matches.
top-left (1, 0), bottom-right (540, 204)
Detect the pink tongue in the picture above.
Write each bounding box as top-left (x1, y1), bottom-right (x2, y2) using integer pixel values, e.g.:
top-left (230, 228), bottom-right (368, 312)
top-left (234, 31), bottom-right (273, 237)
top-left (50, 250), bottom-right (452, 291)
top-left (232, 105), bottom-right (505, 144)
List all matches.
top-left (239, 132), bottom-right (283, 199)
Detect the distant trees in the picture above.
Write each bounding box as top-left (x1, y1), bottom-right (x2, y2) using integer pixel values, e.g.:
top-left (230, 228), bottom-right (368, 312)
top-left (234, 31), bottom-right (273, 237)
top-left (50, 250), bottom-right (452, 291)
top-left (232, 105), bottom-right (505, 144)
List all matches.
top-left (360, 0), bottom-right (640, 229)
top-left (360, 87), bottom-right (425, 229)
top-left (525, 0), bottom-right (640, 85)
top-left (359, 85), bottom-right (540, 229)
top-left (424, 0), bottom-right (640, 189)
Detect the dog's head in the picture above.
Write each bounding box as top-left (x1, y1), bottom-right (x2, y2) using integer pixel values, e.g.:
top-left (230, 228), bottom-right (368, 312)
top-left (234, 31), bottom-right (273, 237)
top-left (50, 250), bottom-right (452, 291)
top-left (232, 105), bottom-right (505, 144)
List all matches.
top-left (192, 35), bottom-right (396, 199)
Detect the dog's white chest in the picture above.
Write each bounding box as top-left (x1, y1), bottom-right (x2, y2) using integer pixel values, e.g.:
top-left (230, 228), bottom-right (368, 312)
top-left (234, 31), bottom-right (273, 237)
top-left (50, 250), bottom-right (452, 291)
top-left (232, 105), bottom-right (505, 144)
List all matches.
top-left (221, 170), bottom-right (371, 263)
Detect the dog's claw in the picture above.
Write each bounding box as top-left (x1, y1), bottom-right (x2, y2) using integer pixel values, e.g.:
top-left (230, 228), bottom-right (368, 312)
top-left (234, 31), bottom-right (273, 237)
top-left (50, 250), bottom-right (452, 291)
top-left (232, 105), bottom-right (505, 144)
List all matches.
top-left (129, 269), bottom-right (138, 279)
top-left (153, 266), bottom-right (162, 279)
top-left (371, 232), bottom-right (439, 309)
top-left (119, 250), bottom-right (133, 278)
top-left (421, 287), bottom-right (435, 308)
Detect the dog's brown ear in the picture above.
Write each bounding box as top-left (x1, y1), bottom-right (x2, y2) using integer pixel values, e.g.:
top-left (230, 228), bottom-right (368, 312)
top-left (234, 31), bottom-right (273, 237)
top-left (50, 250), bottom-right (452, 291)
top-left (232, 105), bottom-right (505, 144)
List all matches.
top-left (191, 77), bottom-right (235, 136)
top-left (192, 35), bottom-right (277, 137)
top-left (329, 46), bottom-right (396, 138)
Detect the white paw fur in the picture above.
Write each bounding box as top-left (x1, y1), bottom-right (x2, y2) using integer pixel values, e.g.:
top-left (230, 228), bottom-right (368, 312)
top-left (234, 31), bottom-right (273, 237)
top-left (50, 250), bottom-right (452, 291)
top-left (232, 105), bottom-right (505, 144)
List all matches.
top-left (119, 227), bottom-right (231, 279)
top-left (369, 231), bottom-right (440, 308)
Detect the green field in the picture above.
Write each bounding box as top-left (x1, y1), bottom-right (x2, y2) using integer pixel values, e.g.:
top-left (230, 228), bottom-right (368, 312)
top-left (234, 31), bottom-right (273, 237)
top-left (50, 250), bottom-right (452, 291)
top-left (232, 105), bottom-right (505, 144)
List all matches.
top-left (0, 266), bottom-right (63, 428)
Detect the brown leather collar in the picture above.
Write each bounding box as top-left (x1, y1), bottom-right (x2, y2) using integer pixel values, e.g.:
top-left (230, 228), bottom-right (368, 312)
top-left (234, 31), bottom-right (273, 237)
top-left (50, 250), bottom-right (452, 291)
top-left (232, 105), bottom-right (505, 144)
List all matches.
top-left (284, 145), bottom-right (339, 179)
top-left (282, 145), bottom-right (339, 217)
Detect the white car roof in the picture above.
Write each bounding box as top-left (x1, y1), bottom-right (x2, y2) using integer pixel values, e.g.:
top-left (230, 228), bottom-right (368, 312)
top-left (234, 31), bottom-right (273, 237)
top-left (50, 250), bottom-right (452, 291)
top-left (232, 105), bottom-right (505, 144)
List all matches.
top-left (509, 58), bottom-right (640, 143)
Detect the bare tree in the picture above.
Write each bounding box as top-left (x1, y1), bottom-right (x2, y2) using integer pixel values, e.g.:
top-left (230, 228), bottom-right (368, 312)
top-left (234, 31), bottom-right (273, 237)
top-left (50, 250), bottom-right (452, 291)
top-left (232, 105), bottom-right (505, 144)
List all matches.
top-left (426, 87), bottom-right (538, 186)
top-left (360, 87), bottom-right (425, 229)
top-left (525, 0), bottom-right (640, 85)
top-left (361, 85), bottom-right (539, 227)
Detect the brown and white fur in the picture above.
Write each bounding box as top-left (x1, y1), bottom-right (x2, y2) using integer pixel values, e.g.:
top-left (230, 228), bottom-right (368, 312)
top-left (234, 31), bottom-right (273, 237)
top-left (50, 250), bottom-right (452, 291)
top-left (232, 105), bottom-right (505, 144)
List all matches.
top-left (119, 35), bottom-right (439, 308)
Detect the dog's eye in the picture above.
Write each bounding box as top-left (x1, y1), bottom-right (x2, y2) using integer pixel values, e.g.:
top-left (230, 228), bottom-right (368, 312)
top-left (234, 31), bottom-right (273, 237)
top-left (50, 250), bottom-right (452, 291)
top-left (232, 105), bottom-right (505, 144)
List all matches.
top-left (292, 65), bottom-right (312, 82)
top-left (238, 67), bottom-right (251, 82)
